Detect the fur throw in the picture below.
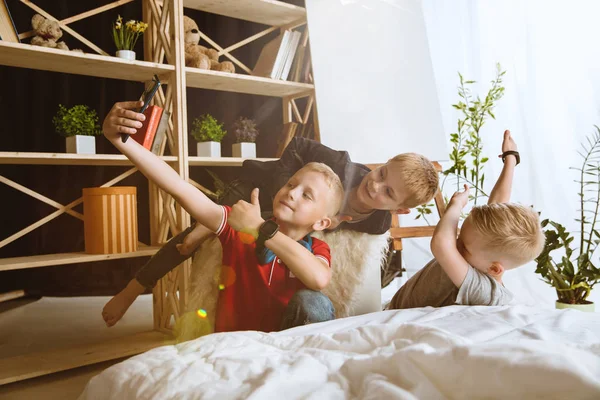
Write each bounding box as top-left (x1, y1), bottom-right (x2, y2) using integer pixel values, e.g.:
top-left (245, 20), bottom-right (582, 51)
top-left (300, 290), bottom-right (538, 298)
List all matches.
top-left (177, 230), bottom-right (388, 341)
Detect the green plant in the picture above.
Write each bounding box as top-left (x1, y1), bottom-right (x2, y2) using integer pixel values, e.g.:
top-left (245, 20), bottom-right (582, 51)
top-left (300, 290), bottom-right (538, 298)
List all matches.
top-left (416, 64), bottom-right (506, 222)
top-left (112, 15), bottom-right (148, 51)
top-left (190, 114), bottom-right (227, 143)
top-left (535, 127), bottom-right (600, 304)
top-left (232, 117), bottom-right (259, 143)
top-left (52, 104), bottom-right (102, 137)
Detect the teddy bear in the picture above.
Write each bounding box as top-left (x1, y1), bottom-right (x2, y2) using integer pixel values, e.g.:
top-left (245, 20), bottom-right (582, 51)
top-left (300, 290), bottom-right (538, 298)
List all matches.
top-left (183, 15), bottom-right (234, 73)
top-left (30, 14), bottom-right (82, 53)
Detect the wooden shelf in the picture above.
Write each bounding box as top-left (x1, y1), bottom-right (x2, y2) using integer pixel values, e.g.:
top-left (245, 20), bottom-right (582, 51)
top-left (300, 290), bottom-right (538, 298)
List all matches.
top-left (184, 0), bottom-right (306, 26)
top-left (186, 67), bottom-right (313, 97)
top-left (0, 247), bottom-right (161, 272)
top-left (0, 152), bottom-right (176, 166)
top-left (188, 156), bottom-right (277, 166)
top-left (0, 330), bottom-right (173, 385)
top-left (0, 41), bottom-right (174, 82)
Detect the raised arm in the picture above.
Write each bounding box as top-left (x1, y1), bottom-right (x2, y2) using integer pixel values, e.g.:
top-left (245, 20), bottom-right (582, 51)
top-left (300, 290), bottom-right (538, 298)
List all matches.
top-left (488, 130), bottom-right (518, 204)
top-left (430, 184), bottom-right (471, 287)
top-left (103, 101), bottom-right (223, 232)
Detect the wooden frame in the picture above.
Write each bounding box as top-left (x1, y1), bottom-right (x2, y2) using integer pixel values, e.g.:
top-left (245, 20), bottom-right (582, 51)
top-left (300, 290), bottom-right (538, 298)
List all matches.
top-left (0, 0), bottom-right (315, 385)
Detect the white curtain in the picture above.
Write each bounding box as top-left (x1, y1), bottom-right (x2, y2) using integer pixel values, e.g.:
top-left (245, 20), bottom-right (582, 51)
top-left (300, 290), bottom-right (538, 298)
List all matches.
top-left (384, 0), bottom-right (600, 307)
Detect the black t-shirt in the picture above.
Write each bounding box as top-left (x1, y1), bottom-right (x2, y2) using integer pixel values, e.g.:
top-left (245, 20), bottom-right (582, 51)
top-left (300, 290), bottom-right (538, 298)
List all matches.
top-left (238, 137), bottom-right (391, 235)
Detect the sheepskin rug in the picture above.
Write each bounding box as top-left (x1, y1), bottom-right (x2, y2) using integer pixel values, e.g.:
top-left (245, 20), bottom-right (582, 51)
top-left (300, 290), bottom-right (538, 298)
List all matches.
top-left (177, 230), bottom-right (389, 341)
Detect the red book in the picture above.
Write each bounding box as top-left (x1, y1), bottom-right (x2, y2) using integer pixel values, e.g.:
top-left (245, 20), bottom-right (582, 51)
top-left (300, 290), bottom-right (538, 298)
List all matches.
top-left (133, 105), bottom-right (163, 150)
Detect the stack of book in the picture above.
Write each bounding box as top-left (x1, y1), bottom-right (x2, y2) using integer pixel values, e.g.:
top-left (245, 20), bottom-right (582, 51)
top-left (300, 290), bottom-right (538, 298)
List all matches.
top-left (132, 105), bottom-right (170, 155)
top-left (252, 28), bottom-right (310, 82)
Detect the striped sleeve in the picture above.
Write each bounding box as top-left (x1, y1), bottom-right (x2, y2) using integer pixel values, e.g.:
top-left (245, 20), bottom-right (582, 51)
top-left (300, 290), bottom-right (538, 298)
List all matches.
top-left (311, 237), bottom-right (331, 268)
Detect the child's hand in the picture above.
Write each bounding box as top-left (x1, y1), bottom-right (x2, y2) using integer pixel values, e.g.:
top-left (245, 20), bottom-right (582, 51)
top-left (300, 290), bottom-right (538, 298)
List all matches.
top-left (327, 214), bottom-right (352, 230)
top-left (102, 101), bottom-right (146, 142)
top-left (228, 188), bottom-right (264, 233)
top-left (499, 129), bottom-right (518, 154)
top-left (449, 184), bottom-right (470, 209)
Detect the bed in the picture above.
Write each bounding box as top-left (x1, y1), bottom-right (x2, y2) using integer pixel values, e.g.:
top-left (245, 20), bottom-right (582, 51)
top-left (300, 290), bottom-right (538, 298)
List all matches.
top-left (79, 304), bottom-right (600, 399)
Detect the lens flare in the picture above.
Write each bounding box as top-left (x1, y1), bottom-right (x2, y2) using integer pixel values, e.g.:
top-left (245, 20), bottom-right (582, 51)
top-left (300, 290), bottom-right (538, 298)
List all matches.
top-left (220, 265), bottom-right (236, 288)
top-left (238, 228), bottom-right (258, 244)
top-left (196, 309), bottom-right (207, 318)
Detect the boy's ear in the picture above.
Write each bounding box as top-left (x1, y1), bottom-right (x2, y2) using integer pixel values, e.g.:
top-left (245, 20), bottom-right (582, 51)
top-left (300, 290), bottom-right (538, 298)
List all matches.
top-left (312, 217), bottom-right (332, 232)
top-left (488, 262), bottom-right (505, 277)
top-left (395, 208), bottom-right (410, 215)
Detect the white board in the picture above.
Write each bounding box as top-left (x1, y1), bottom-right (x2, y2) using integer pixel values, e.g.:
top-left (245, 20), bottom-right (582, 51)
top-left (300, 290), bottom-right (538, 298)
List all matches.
top-left (305, 0), bottom-right (447, 163)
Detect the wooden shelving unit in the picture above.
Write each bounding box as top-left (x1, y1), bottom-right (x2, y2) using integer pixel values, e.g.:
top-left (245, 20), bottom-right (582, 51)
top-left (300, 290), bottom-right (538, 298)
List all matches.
top-left (0, 152), bottom-right (177, 166)
top-left (0, 247), bottom-right (161, 272)
top-left (184, 0), bottom-right (306, 26)
top-left (186, 67), bottom-right (313, 97)
top-left (0, 0), bottom-right (316, 385)
top-left (0, 41), bottom-right (173, 82)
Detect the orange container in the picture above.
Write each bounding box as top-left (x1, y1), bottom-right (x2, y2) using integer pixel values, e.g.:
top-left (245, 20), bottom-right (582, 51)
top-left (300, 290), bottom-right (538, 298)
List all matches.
top-left (83, 187), bottom-right (138, 254)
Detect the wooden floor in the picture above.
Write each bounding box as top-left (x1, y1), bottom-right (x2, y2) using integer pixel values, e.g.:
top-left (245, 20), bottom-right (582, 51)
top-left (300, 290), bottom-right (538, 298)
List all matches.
top-left (0, 294), bottom-right (154, 399)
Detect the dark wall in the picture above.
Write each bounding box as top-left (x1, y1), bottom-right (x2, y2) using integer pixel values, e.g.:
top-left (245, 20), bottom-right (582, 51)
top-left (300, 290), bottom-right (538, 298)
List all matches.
top-left (0, 0), bottom-right (301, 296)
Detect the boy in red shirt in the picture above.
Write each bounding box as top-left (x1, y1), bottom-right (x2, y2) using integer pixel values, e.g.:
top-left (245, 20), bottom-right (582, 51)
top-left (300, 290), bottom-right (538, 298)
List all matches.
top-left (102, 101), bottom-right (345, 332)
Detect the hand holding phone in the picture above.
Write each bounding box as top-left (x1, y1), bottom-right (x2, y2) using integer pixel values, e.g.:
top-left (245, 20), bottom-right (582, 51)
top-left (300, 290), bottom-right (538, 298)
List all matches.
top-left (121, 75), bottom-right (161, 143)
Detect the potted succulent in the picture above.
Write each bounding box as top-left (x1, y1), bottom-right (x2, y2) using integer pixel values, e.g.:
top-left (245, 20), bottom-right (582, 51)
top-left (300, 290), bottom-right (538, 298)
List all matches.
top-left (232, 116), bottom-right (259, 158)
top-left (191, 114), bottom-right (227, 157)
top-left (52, 104), bottom-right (102, 154)
top-left (535, 127), bottom-right (600, 312)
top-left (112, 15), bottom-right (148, 60)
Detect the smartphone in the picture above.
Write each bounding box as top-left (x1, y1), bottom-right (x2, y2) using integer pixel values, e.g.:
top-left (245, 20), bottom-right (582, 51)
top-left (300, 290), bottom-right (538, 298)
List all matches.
top-left (121, 75), bottom-right (162, 143)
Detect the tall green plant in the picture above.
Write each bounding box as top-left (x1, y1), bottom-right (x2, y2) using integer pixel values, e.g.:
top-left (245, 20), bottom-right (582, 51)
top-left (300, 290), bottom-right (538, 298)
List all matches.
top-left (190, 114), bottom-right (227, 143)
top-left (52, 104), bottom-right (102, 137)
top-left (416, 64), bottom-right (506, 222)
top-left (535, 127), bottom-right (600, 304)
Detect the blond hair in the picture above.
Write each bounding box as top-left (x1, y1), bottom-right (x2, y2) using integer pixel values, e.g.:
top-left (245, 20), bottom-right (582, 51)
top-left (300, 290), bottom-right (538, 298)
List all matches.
top-left (467, 203), bottom-right (545, 268)
top-left (299, 162), bottom-right (344, 216)
top-left (389, 153), bottom-right (439, 208)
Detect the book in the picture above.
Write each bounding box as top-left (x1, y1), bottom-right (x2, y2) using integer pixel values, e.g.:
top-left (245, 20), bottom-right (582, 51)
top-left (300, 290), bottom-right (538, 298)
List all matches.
top-left (276, 122), bottom-right (298, 157)
top-left (0, 0), bottom-right (19, 43)
top-left (151, 110), bottom-right (170, 155)
top-left (133, 105), bottom-right (163, 150)
top-left (290, 28), bottom-right (309, 82)
top-left (280, 31), bottom-right (302, 81)
top-left (253, 30), bottom-right (291, 79)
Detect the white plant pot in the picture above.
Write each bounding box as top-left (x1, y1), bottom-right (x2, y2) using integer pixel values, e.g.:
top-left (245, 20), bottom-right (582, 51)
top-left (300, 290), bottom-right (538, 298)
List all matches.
top-left (197, 141), bottom-right (221, 157)
top-left (232, 142), bottom-right (256, 158)
top-left (556, 301), bottom-right (595, 312)
top-left (116, 50), bottom-right (136, 60)
top-left (66, 135), bottom-right (96, 154)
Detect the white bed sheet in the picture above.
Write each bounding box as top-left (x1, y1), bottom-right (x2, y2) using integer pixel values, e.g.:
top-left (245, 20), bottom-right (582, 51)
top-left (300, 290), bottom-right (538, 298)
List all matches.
top-left (80, 305), bottom-right (600, 400)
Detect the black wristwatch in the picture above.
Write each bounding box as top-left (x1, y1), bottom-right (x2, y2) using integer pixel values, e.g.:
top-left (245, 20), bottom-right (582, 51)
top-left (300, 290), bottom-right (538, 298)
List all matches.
top-left (501, 150), bottom-right (520, 165)
top-left (257, 220), bottom-right (279, 248)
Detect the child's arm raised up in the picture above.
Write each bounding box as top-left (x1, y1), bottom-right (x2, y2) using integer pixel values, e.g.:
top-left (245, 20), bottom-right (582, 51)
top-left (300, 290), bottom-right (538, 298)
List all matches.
top-left (103, 101), bottom-right (223, 233)
top-left (430, 184), bottom-right (471, 287)
top-left (488, 130), bottom-right (518, 204)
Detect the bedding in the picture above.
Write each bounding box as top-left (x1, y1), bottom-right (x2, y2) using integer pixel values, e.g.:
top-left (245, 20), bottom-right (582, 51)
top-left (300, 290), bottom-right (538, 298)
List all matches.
top-left (80, 305), bottom-right (600, 399)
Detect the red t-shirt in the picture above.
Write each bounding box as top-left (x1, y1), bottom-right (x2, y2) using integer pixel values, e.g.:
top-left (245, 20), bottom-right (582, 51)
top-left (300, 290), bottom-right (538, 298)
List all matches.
top-left (214, 206), bottom-right (331, 333)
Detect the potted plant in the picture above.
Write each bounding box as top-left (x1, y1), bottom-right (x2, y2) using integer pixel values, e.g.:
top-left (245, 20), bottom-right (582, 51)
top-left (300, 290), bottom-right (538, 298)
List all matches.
top-left (191, 114), bottom-right (227, 157)
top-left (535, 127), bottom-right (600, 312)
top-left (231, 117), bottom-right (259, 158)
top-left (112, 15), bottom-right (148, 60)
top-left (52, 104), bottom-right (102, 154)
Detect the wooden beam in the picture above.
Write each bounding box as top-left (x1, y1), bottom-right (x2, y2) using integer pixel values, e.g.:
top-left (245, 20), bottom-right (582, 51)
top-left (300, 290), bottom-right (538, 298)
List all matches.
top-left (389, 226), bottom-right (436, 239)
top-left (18, 0), bottom-right (136, 40)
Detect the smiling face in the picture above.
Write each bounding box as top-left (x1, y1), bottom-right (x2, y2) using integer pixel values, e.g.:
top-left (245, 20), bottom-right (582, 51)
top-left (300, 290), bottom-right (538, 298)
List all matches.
top-left (355, 162), bottom-right (409, 211)
top-left (272, 169), bottom-right (335, 230)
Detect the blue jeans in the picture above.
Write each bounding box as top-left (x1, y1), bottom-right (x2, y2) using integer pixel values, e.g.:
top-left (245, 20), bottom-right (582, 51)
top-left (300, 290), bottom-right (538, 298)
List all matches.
top-left (280, 290), bottom-right (335, 330)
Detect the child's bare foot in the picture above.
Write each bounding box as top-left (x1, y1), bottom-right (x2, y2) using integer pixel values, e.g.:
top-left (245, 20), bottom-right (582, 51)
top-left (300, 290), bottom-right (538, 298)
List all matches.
top-left (102, 279), bottom-right (145, 327)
